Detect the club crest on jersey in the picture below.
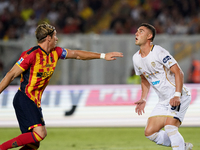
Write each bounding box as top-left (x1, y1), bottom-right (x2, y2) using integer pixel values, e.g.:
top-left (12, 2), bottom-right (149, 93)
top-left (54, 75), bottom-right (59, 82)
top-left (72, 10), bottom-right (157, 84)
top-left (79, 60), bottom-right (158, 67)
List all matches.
top-left (163, 56), bottom-right (171, 63)
top-left (151, 62), bottom-right (156, 67)
top-left (17, 57), bottom-right (24, 65)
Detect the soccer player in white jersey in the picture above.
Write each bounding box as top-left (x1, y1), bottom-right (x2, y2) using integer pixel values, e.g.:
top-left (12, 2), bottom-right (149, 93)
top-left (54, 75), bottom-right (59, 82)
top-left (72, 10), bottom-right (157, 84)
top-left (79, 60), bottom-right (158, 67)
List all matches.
top-left (133, 23), bottom-right (193, 150)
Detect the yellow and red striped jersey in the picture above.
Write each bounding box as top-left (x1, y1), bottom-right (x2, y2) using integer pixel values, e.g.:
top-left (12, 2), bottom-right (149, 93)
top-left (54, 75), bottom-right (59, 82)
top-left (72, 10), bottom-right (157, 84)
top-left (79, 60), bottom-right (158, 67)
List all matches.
top-left (16, 45), bottom-right (68, 107)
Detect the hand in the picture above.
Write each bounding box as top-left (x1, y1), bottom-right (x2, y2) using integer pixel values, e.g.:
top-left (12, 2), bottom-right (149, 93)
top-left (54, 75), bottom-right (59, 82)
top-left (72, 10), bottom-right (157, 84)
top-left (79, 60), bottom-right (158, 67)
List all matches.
top-left (169, 96), bottom-right (180, 107)
top-left (134, 99), bottom-right (146, 115)
top-left (105, 52), bottom-right (123, 60)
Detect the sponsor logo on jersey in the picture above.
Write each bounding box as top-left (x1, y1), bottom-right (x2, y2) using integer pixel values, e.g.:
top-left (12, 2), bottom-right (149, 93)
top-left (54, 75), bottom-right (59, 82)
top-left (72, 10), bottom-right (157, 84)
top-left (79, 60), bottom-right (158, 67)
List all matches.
top-left (143, 71), bottom-right (159, 79)
top-left (168, 61), bottom-right (173, 65)
top-left (46, 64), bottom-right (51, 67)
top-left (37, 71), bottom-right (54, 78)
top-left (17, 57), bottom-right (24, 65)
top-left (152, 80), bottom-right (160, 85)
top-left (163, 55), bottom-right (171, 63)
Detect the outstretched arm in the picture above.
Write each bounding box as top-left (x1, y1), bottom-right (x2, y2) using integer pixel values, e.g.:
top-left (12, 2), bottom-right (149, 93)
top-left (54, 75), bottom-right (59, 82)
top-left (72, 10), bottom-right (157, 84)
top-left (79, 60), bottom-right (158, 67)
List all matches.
top-left (135, 75), bottom-right (150, 115)
top-left (66, 49), bottom-right (123, 60)
top-left (0, 64), bottom-right (23, 94)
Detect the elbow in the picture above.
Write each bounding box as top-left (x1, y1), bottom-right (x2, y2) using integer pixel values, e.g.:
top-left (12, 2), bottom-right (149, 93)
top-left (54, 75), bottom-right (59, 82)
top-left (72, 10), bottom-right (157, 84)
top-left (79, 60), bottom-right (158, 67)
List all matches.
top-left (6, 71), bottom-right (17, 82)
top-left (76, 56), bottom-right (88, 60)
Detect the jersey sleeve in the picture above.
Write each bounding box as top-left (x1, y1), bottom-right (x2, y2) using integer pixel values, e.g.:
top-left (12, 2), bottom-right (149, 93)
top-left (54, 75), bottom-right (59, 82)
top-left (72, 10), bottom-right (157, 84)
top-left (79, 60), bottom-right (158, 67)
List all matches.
top-left (55, 47), bottom-right (68, 59)
top-left (16, 51), bottom-right (34, 71)
top-left (158, 46), bottom-right (177, 69)
top-left (132, 53), bottom-right (141, 75)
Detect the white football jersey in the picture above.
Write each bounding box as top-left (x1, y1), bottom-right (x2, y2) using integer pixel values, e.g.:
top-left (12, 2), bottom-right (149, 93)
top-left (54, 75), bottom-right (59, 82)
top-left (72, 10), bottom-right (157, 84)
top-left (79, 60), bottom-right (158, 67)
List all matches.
top-left (133, 45), bottom-right (190, 102)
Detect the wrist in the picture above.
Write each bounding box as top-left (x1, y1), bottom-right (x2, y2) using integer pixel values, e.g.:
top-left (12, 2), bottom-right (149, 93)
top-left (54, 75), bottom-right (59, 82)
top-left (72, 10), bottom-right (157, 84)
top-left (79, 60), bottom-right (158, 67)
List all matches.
top-left (174, 92), bottom-right (181, 97)
top-left (100, 53), bottom-right (106, 59)
top-left (142, 98), bottom-right (146, 102)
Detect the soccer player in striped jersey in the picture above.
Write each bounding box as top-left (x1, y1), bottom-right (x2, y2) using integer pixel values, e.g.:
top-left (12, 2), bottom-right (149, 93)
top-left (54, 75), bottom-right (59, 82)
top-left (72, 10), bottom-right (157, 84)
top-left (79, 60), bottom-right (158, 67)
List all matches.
top-left (133, 23), bottom-right (193, 150)
top-left (0, 22), bottom-right (123, 150)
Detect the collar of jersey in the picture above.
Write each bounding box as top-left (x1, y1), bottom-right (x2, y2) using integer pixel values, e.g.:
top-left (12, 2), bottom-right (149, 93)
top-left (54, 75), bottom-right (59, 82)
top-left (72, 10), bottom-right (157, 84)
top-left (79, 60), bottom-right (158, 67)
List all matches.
top-left (139, 45), bottom-right (154, 54)
top-left (38, 45), bottom-right (49, 55)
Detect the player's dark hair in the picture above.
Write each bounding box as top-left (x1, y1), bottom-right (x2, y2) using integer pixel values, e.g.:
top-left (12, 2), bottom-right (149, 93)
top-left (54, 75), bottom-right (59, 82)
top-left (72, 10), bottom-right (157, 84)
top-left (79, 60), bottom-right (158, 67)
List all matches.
top-left (140, 23), bottom-right (156, 41)
top-left (35, 22), bottom-right (55, 43)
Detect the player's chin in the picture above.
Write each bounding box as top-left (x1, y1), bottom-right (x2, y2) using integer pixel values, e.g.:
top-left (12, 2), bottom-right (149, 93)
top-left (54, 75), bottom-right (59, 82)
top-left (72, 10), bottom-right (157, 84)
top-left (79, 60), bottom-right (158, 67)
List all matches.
top-left (53, 44), bottom-right (57, 48)
top-left (135, 42), bottom-right (139, 45)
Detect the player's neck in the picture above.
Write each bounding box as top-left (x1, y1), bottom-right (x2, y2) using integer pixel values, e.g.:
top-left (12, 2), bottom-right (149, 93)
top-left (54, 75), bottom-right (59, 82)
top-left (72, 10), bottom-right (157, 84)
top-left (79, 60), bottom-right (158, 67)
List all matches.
top-left (38, 43), bottom-right (51, 54)
top-left (139, 42), bottom-right (153, 58)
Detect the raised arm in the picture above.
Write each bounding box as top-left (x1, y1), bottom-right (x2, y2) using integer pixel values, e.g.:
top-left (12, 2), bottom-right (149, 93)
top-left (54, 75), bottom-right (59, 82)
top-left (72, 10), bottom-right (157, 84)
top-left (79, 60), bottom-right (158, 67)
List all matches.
top-left (135, 74), bottom-right (150, 115)
top-left (0, 64), bottom-right (23, 94)
top-left (66, 49), bottom-right (123, 60)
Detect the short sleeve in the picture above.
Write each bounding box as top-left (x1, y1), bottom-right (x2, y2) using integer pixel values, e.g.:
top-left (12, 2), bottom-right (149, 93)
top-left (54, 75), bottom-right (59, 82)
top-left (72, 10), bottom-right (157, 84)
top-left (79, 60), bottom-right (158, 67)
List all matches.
top-left (55, 47), bottom-right (68, 59)
top-left (16, 52), bottom-right (33, 71)
top-left (132, 54), bottom-right (141, 75)
top-left (158, 47), bottom-right (177, 69)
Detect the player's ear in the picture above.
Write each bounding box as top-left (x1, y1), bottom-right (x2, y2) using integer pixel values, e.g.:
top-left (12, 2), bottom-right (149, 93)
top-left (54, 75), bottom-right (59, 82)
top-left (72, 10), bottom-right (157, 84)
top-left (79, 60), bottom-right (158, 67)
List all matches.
top-left (47, 35), bottom-right (51, 42)
top-left (147, 33), bottom-right (153, 40)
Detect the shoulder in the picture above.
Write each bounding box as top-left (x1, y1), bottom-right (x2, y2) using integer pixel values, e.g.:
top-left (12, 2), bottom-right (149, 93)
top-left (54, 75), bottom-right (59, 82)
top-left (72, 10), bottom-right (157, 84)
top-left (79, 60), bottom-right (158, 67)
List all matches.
top-left (54, 46), bottom-right (68, 59)
top-left (132, 50), bottom-right (140, 61)
top-left (54, 46), bottom-right (62, 51)
top-left (153, 45), bottom-right (168, 53)
top-left (20, 46), bottom-right (40, 59)
top-left (54, 46), bottom-right (66, 53)
top-left (152, 45), bottom-right (171, 59)
top-left (133, 50), bottom-right (140, 58)
top-left (26, 46), bottom-right (41, 55)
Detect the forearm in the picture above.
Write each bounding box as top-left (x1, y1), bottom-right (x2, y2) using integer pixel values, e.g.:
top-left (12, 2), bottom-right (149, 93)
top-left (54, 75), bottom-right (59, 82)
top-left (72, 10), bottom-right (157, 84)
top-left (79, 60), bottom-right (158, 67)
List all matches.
top-left (70, 50), bottom-right (101, 60)
top-left (170, 71), bottom-right (183, 106)
top-left (0, 72), bottom-right (15, 94)
top-left (66, 49), bottom-right (123, 60)
top-left (140, 76), bottom-right (150, 100)
top-left (175, 72), bottom-right (183, 92)
top-left (171, 64), bottom-right (184, 93)
top-left (0, 64), bottom-right (22, 94)
top-left (141, 83), bottom-right (150, 100)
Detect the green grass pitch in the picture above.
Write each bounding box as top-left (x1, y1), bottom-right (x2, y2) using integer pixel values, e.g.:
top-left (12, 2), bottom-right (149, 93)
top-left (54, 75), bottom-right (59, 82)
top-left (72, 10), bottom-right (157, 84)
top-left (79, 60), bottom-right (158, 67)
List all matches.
top-left (0, 127), bottom-right (199, 150)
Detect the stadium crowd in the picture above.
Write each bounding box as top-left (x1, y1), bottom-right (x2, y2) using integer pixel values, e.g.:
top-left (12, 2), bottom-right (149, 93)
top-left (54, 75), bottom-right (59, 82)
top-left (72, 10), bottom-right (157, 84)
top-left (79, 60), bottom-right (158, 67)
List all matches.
top-left (0, 0), bottom-right (200, 40)
top-left (0, 0), bottom-right (114, 40)
top-left (106, 0), bottom-right (200, 35)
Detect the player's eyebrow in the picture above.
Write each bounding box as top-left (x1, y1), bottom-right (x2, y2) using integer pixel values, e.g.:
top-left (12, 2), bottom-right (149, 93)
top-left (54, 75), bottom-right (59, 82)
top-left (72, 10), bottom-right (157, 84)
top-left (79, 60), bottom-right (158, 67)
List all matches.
top-left (137, 28), bottom-right (145, 33)
top-left (139, 28), bottom-right (145, 32)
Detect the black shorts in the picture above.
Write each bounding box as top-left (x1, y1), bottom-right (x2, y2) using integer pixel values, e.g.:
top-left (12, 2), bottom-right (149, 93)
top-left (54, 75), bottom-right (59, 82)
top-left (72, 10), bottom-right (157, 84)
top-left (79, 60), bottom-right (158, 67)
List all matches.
top-left (13, 90), bottom-right (45, 133)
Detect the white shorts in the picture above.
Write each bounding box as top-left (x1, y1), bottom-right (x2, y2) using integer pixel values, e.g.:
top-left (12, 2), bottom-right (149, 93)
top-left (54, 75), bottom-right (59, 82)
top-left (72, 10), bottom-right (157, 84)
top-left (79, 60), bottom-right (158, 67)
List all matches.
top-left (149, 95), bottom-right (191, 123)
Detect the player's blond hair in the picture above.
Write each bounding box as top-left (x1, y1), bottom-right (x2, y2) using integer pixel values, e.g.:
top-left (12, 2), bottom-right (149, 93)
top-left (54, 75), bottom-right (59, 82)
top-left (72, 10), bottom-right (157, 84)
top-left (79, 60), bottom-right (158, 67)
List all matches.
top-left (35, 22), bottom-right (55, 43)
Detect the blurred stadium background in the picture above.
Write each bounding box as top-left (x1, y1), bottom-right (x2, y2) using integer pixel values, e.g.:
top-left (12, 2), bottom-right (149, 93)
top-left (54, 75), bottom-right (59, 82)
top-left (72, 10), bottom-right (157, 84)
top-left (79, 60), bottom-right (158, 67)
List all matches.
top-left (0, 0), bottom-right (200, 150)
top-left (0, 0), bottom-right (200, 147)
top-left (0, 0), bottom-right (200, 85)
